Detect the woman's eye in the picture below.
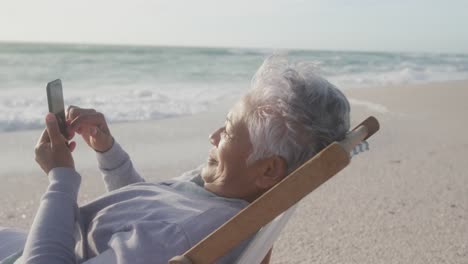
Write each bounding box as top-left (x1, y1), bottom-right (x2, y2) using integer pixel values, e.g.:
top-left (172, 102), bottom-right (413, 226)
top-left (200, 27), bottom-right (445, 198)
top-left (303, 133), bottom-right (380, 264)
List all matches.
top-left (221, 128), bottom-right (233, 140)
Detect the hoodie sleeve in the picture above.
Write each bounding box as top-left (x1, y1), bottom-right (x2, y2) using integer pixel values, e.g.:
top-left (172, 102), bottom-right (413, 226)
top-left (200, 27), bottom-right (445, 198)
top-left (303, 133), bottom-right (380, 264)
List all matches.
top-left (96, 141), bottom-right (145, 191)
top-left (21, 167), bottom-right (81, 264)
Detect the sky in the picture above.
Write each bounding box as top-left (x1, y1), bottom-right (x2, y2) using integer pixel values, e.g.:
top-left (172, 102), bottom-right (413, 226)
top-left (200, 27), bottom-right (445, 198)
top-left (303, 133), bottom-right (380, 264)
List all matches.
top-left (1, 0), bottom-right (467, 54)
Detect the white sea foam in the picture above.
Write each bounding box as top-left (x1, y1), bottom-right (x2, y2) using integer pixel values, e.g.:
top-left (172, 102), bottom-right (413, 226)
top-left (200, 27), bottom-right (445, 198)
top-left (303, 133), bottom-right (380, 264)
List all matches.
top-left (0, 83), bottom-right (245, 132)
top-left (329, 65), bottom-right (468, 89)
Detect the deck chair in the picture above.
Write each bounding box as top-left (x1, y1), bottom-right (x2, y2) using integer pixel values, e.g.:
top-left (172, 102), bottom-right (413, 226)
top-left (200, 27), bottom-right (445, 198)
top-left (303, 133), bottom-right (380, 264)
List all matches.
top-left (169, 116), bottom-right (380, 264)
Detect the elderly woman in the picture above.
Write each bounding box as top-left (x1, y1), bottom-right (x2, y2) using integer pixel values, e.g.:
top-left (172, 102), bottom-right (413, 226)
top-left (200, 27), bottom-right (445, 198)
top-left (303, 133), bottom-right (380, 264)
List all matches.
top-left (0, 56), bottom-right (350, 264)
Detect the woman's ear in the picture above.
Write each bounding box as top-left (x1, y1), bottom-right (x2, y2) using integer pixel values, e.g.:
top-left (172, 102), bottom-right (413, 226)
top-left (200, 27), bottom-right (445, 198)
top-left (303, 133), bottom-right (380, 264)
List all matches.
top-left (255, 156), bottom-right (288, 190)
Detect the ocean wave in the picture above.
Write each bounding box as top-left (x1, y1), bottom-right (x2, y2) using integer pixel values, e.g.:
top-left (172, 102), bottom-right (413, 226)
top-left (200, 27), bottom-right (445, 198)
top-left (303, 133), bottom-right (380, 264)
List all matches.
top-left (0, 84), bottom-right (243, 133)
top-left (1, 43), bottom-right (468, 132)
top-left (329, 65), bottom-right (468, 88)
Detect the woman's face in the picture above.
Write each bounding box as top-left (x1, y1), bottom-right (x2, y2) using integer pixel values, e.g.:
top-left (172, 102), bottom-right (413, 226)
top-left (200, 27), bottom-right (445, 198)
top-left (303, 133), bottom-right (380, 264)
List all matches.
top-left (201, 104), bottom-right (261, 201)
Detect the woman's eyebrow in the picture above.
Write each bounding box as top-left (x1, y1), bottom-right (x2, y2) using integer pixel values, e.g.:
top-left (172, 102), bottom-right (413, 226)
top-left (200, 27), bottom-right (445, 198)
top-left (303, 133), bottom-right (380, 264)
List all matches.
top-left (224, 117), bottom-right (235, 135)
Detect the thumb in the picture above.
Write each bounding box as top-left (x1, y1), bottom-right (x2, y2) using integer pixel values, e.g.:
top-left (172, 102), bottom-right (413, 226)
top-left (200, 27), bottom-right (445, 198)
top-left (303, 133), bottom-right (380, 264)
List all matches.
top-left (46, 113), bottom-right (64, 146)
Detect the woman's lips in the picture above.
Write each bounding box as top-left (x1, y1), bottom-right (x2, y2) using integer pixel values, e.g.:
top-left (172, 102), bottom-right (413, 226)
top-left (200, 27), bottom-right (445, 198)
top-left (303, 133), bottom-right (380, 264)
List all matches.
top-left (208, 149), bottom-right (218, 165)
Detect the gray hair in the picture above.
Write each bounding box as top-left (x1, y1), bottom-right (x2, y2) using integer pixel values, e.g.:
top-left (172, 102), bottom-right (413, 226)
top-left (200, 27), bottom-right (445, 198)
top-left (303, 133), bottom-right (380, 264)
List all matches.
top-left (242, 56), bottom-right (350, 173)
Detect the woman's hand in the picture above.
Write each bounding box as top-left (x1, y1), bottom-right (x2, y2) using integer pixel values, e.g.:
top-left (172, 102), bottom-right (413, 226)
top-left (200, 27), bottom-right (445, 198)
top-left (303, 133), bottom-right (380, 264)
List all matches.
top-left (35, 113), bottom-right (75, 174)
top-left (66, 106), bottom-right (114, 153)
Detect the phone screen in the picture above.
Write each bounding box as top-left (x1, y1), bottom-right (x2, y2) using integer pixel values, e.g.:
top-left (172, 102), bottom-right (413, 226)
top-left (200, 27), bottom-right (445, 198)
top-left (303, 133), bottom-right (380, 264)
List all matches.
top-left (46, 79), bottom-right (67, 138)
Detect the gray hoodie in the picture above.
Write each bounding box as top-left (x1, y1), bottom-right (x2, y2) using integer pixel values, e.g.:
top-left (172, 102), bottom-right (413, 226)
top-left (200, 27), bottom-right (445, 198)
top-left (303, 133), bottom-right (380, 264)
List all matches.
top-left (20, 142), bottom-right (251, 264)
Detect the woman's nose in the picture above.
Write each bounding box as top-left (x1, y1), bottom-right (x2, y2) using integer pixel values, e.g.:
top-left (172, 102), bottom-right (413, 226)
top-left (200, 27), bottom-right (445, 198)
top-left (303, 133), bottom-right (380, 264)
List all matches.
top-left (209, 127), bottom-right (223, 147)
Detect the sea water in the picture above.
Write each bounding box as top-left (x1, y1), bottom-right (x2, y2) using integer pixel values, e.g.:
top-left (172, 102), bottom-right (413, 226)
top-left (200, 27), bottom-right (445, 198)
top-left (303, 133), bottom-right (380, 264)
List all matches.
top-left (1, 42), bottom-right (467, 132)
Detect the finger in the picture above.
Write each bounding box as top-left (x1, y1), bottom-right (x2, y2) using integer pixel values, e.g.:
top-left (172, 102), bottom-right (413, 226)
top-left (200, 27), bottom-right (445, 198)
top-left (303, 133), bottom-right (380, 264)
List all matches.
top-left (66, 106), bottom-right (97, 122)
top-left (90, 123), bottom-right (113, 142)
top-left (45, 113), bottom-right (64, 146)
top-left (65, 106), bottom-right (73, 121)
top-left (90, 126), bottom-right (105, 139)
top-left (66, 126), bottom-right (75, 140)
top-left (90, 126), bottom-right (97, 136)
top-left (36, 128), bottom-right (50, 146)
top-left (69, 113), bottom-right (106, 132)
top-left (75, 123), bottom-right (100, 136)
top-left (68, 141), bottom-right (76, 152)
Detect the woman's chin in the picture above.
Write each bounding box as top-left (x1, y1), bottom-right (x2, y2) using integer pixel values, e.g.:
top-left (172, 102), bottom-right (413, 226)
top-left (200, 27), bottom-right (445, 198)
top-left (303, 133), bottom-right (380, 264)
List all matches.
top-left (201, 164), bottom-right (218, 183)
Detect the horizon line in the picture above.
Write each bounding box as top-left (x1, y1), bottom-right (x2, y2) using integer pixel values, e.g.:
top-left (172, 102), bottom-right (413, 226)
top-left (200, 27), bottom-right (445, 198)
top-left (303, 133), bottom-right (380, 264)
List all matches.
top-left (1, 39), bottom-right (465, 56)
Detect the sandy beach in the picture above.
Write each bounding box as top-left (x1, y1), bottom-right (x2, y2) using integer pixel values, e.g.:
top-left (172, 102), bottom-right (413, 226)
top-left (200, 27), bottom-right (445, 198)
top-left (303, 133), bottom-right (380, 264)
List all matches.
top-left (1, 80), bottom-right (467, 263)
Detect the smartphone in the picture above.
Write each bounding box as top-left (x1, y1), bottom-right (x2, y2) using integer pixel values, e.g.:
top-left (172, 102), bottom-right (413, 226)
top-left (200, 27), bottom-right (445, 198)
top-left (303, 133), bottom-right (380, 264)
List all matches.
top-left (46, 79), bottom-right (68, 138)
